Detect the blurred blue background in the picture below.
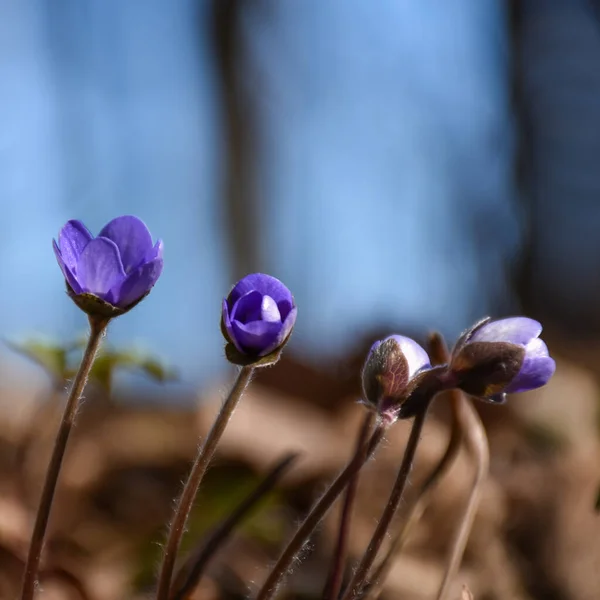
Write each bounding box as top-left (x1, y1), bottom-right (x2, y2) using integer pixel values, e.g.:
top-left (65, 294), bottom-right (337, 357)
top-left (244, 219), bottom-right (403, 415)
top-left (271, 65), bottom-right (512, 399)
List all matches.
top-left (0, 0), bottom-right (596, 387)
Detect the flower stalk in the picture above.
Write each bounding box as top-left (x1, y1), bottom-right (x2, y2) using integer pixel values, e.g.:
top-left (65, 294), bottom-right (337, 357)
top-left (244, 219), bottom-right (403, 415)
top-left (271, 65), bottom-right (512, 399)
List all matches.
top-left (340, 401), bottom-right (432, 600)
top-left (364, 389), bottom-right (463, 600)
top-left (20, 315), bottom-right (109, 600)
top-left (424, 332), bottom-right (490, 600)
top-left (323, 412), bottom-right (374, 600)
top-left (254, 423), bottom-right (386, 600)
top-left (171, 453), bottom-right (298, 600)
top-left (156, 365), bottom-right (254, 600)
top-left (435, 391), bottom-right (489, 600)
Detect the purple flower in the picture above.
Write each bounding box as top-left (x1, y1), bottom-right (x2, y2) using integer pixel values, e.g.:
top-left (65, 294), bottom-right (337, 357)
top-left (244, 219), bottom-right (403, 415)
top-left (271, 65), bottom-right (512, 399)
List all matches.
top-left (222, 273), bottom-right (297, 362)
top-left (53, 216), bottom-right (163, 315)
top-left (362, 335), bottom-right (431, 416)
top-left (451, 316), bottom-right (556, 399)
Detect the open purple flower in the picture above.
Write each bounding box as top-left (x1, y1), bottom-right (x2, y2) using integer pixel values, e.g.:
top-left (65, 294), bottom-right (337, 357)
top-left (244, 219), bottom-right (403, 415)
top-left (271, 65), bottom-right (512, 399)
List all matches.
top-left (450, 316), bottom-right (556, 400)
top-left (53, 216), bottom-right (163, 317)
top-left (222, 273), bottom-right (297, 364)
top-left (362, 335), bottom-right (431, 419)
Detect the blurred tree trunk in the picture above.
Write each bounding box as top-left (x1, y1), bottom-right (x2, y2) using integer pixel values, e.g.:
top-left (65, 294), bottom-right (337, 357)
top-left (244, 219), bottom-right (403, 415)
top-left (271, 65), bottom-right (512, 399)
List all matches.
top-left (512, 0), bottom-right (600, 340)
top-left (210, 0), bottom-right (261, 279)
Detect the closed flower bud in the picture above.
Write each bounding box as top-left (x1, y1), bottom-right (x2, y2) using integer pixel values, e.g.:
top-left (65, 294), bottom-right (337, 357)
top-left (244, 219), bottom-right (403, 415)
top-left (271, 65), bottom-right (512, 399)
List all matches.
top-left (221, 273), bottom-right (297, 366)
top-left (362, 335), bottom-right (431, 420)
top-left (53, 216), bottom-right (163, 319)
top-left (450, 317), bottom-right (556, 400)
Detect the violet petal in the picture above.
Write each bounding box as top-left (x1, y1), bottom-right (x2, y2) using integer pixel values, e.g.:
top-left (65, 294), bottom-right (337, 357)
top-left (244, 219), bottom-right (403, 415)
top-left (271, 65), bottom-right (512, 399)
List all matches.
top-left (98, 215), bottom-right (154, 272)
top-left (228, 273), bottom-right (293, 307)
top-left (504, 338), bottom-right (556, 393)
top-left (276, 298), bottom-right (293, 321)
top-left (260, 295), bottom-right (281, 323)
top-left (58, 220), bottom-right (93, 272)
top-left (145, 239), bottom-right (164, 262)
top-left (388, 334), bottom-right (431, 378)
top-left (231, 319), bottom-right (283, 356)
top-left (53, 240), bottom-right (82, 294)
top-left (76, 237), bottom-right (126, 300)
top-left (222, 299), bottom-right (244, 353)
top-left (230, 291), bottom-right (263, 324)
top-left (259, 306), bottom-right (298, 356)
top-left (112, 257), bottom-right (163, 308)
top-left (470, 317), bottom-right (542, 346)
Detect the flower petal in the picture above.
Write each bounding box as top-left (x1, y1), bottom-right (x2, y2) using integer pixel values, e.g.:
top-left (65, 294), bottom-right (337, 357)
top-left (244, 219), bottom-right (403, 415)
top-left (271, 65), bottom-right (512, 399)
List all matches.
top-left (261, 295), bottom-right (281, 323)
top-left (470, 317), bottom-right (542, 346)
top-left (53, 240), bottom-right (82, 294)
top-left (276, 298), bottom-right (293, 321)
top-left (231, 319), bottom-right (283, 356)
top-left (58, 220), bottom-right (93, 271)
top-left (112, 257), bottom-right (163, 308)
top-left (222, 298), bottom-right (243, 352)
top-left (76, 237), bottom-right (126, 301)
top-left (388, 335), bottom-right (431, 378)
top-left (231, 291), bottom-right (263, 324)
top-left (98, 215), bottom-right (154, 272)
top-left (145, 239), bottom-right (164, 262)
top-left (259, 306), bottom-right (298, 356)
top-left (227, 273), bottom-right (293, 308)
top-left (504, 338), bottom-right (556, 393)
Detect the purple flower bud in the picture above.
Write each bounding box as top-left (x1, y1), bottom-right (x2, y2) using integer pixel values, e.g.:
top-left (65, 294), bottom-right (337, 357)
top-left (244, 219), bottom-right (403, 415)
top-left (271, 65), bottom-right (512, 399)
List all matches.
top-left (221, 273), bottom-right (297, 365)
top-left (362, 335), bottom-right (431, 417)
top-left (451, 316), bottom-right (556, 398)
top-left (53, 216), bottom-right (163, 318)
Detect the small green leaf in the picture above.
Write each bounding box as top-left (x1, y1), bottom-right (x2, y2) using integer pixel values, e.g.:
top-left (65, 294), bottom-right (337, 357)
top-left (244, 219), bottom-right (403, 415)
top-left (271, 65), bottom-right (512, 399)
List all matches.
top-left (6, 339), bottom-right (68, 382)
top-left (88, 347), bottom-right (178, 391)
top-left (138, 357), bottom-right (178, 383)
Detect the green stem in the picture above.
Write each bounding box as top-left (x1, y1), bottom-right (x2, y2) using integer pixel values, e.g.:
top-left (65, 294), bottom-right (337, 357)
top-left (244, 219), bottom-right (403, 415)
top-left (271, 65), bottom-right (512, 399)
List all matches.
top-left (20, 316), bottom-right (108, 600)
top-left (155, 365), bottom-right (254, 600)
top-left (340, 404), bottom-right (431, 600)
top-left (254, 423), bottom-right (386, 600)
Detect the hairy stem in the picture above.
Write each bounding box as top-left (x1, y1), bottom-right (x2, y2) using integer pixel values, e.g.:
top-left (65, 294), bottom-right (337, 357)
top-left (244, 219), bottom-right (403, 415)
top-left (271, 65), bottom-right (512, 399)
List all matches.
top-left (435, 394), bottom-right (488, 600)
top-left (156, 366), bottom-right (254, 600)
top-left (340, 405), bottom-right (431, 600)
top-left (427, 332), bottom-right (490, 600)
top-left (254, 422), bottom-right (386, 600)
top-left (20, 316), bottom-right (108, 600)
top-left (323, 412), bottom-right (375, 600)
top-left (365, 393), bottom-right (462, 599)
top-left (171, 453), bottom-right (299, 600)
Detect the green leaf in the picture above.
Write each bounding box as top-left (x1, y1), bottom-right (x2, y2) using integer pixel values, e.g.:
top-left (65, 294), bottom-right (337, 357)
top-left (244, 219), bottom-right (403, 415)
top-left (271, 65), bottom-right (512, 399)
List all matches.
top-left (88, 348), bottom-right (178, 391)
top-left (6, 335), bottom-right (177, 391)
top-left (6, 338), bottom-right (69, 382)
